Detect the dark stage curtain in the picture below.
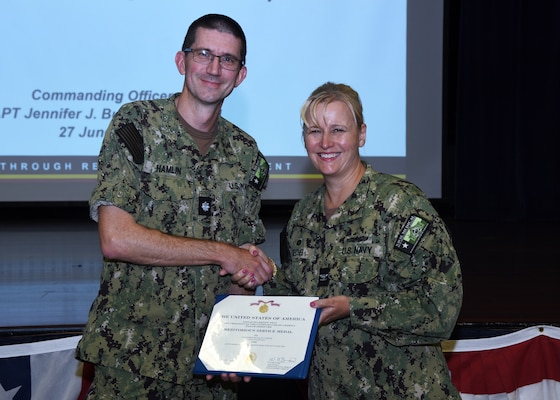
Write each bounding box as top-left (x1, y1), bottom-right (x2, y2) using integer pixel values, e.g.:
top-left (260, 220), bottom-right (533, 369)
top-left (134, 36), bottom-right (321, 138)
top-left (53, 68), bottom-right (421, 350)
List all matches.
top-left (449, 1), bottom-right (560, 221)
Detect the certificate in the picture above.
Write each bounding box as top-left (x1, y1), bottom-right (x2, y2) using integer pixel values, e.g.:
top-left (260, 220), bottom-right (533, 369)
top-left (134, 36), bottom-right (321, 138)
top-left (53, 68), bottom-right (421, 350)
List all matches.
top-left (194, 295), bottom-right (321, 379)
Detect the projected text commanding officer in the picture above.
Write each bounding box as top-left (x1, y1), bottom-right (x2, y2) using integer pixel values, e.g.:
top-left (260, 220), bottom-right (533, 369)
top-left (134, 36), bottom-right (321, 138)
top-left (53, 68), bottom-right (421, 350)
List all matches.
top-left (76, 14), bottom-right (274, 399)
top-left (266, 82), bottom-right (463, 399)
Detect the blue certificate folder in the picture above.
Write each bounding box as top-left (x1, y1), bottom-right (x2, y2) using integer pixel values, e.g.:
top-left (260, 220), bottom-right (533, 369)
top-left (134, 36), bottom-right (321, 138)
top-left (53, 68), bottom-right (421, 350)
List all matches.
top-left (194, 294), bottom-right (321, 379)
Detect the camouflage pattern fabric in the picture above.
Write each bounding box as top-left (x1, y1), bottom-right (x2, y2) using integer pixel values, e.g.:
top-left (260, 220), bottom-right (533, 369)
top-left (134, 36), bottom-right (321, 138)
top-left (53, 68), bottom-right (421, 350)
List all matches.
top-left (85, 365), bottom-right (237, 399)
top-left (76, 93), bottom-right (268, 398)
top-left (266, 164), bottom-right (463, 400)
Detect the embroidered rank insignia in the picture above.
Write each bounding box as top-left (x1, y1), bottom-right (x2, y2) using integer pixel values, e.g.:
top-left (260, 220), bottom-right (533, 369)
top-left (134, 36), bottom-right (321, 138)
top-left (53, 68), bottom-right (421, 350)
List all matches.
top-left (318, 267), bottom-right (330, 287)
top-left (249, 152), bottom-right (269, 191)
top-left (395, 215), bottom-right (430, 254)
top-left (198, 196), bottom-right (213, 216)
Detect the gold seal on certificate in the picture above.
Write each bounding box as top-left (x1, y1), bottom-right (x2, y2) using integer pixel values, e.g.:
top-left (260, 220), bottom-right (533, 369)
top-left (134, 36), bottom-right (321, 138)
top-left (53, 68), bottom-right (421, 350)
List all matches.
top-left (194, 295), bottom-right (321, 379)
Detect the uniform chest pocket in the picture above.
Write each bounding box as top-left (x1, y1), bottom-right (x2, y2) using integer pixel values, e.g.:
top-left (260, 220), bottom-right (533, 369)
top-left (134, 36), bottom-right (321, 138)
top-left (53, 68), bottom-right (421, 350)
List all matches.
top-left (336, 242), bottom-right (383, 284)
top-left (139, 174), bottom-right (195, 235)
top-left (141, 174), bottom-right (196, 200)
top-left (339, 255), bottom-right (380, 284)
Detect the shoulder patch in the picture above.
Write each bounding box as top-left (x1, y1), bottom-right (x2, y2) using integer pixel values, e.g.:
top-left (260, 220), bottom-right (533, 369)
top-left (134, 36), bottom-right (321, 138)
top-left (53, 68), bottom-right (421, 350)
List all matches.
top-left (394, 215), bottom-right (430, 255)
top-left (249, 152), bottom-right (269, 191)
top-left (115, 123), bottom-right (144, 164)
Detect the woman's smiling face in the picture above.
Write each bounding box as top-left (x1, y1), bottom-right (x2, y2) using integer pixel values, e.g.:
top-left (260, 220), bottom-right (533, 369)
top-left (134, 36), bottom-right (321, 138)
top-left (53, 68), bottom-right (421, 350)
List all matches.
top-left (303, 100), bottom-right (366, 179)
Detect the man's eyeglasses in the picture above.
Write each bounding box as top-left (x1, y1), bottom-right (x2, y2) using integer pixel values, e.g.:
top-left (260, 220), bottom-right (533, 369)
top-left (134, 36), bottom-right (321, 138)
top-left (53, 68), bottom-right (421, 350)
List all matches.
top-left (183, 48), bottom-right (243, 71)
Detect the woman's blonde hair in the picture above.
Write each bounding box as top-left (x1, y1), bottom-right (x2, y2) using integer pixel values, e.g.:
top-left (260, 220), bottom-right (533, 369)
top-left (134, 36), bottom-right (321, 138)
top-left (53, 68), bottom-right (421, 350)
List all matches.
top-left (300, 82), bottom-right (364, 135)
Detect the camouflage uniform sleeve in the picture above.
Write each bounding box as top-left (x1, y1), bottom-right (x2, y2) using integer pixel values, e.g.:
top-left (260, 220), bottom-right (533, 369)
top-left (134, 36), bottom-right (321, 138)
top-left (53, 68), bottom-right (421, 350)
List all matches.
top-left (241, 150), bottom-right (269, 245)
top-left (265, 263), bottom-right (297, 296)
top-left (350, 193), bottom-right (463, 346)
top-left (264, 224), bottom-right (301, 296)
top-left (89, 105), bottom-right (142, 221)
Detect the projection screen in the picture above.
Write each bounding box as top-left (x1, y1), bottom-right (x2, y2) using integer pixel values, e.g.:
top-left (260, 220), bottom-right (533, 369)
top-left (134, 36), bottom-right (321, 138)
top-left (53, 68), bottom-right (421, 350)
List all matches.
top-left (0, 0), bottom-right (443, 201)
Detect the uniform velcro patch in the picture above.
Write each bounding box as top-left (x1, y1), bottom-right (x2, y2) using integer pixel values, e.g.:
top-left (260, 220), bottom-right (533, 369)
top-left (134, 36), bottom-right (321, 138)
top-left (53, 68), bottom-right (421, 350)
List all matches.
top-left (116, 123), bottom-right (144, 164)
top-left (249, 152), bottom-right (269, 191)
top-left (198, 196), bottom-right (213, 216)
top-left (394, 215), bottom-right (430, 255)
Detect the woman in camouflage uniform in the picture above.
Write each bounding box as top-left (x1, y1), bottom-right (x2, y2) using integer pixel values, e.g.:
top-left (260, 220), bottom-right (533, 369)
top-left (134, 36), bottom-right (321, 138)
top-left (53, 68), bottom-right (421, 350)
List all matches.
top-left (266, 82), bottom-right (463, 399)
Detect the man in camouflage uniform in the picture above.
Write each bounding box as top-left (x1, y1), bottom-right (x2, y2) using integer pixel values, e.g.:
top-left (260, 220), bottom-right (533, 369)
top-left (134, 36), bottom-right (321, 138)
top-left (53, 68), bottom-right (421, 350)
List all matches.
top-left (76, 14), bottom-right (273, 399)
top-left (265, 83), bottom-right (463, 399)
